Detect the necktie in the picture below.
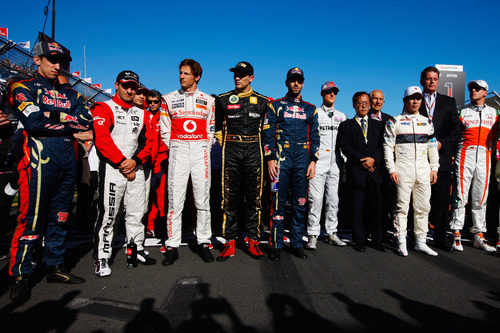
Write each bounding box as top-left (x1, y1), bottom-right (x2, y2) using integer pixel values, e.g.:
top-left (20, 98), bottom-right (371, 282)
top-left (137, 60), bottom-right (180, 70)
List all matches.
top-left (361, 119), bottom-right (367, 142)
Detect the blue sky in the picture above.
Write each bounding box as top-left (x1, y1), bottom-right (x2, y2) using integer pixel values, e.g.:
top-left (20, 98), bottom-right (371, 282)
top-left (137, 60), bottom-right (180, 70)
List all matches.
top-left (3, 0), bottom-right (500, 117)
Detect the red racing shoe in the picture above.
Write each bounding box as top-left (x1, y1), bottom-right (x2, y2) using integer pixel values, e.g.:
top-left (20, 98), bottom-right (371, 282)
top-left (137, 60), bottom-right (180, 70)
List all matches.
top-left (216, 240), bottom-right (235, 262)
top-left (248, 239), bottom-right (264, 258)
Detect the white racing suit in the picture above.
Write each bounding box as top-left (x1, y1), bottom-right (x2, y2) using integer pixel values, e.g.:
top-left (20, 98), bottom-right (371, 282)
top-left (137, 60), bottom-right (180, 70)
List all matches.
top-left (450, 104), bottom-right (499, 233)
top-left (92, 96), bottom-right (151, 260)
top-left (384, 112), bottom-right (439, 239)
top-left (307, 105), bottom-right (346, 236)
top-left (160, 89), bottom-right (215, 248)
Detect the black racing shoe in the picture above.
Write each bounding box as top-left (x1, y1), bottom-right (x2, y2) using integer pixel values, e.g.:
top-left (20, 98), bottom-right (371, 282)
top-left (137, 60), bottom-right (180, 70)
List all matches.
top-left (200, 243), bottom-right (214, 263)
top-left (10, 276), bottom-right (31, 303)
top-left (162, 247), bottom-right (179, 266)
top-left (292, 247), bottom-right (308, 259)
top-left (269, 248), bottom-right (281, 262)
top-left (46, 266), bottom-right (85, 284)
top-left (137, 250), bottom-right (157, 265)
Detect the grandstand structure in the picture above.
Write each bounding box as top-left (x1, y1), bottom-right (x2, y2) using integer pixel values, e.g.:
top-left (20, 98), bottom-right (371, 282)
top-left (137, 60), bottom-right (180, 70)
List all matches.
top-left (0, 36), bottom-right (111, 105)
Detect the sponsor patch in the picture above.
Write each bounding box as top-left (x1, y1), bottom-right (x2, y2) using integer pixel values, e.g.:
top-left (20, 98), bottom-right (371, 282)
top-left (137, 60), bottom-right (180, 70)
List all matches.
top-left (229, 95), bottom-right (239, 103)
top-left (23, 104), bottom-right (39, 116)
top-left (227, 104), bottom-right (240, 110)
top-left (298, 198), bottom-right (306, 205)
top-left (196, 98), bottom-right (207, 105)
top-left (18, 101), bottom-right (32, 111)
top-left (196, 104), bottom-right (207, 110)
top-left (249, 96), bottom-right (257, 104)
top-left (249, 112), bottom-right (260, 118)
top-left (57, 212), bottom-right (69, 222)
top-left (400, 121), bottom-right (410, 126)
top-left (416, 122), bottom-right (427, 126)
top-left (172, 102), bottom-right (184, 109)
top-left (20, 235), bottom-right (39, 241)
top-left (93, 116), bottom-right (105, 125)
top-left (131, 116), bottom-right (140, 121)
top-left (273, 215), bottom-right (284, 220)
top-left (16, 93), bottom-right (27, 102)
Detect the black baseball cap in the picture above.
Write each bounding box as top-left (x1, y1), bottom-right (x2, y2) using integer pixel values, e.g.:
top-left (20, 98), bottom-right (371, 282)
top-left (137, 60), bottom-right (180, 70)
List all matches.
top-left (116, 70), bottom-right (140, 85)
top-left (33, 40), bottom-right (72, 61)
top-left (229, 61), bottom-right (254, 77)
top-left (286, 67), bottom-right (304, 82)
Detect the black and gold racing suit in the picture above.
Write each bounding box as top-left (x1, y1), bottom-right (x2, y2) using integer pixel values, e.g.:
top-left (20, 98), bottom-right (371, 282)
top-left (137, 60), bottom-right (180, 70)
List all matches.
top-left (215, 88), bottom-right (269, 241)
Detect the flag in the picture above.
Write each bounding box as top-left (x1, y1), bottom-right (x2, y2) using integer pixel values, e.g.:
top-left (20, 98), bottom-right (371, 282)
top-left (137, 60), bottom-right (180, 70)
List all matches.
top-left (82, 77), bottom-right (92, 84)
top-left (72, 71), bottom-right (81, 78)
top-left (0, 27), bottom-right (7, 38)
top-left (91, 83), bottom-right (102, 89)
top-left (104, 88), bottom-right (112, 94)
top-left (18, 41), bottom-right (30, 49)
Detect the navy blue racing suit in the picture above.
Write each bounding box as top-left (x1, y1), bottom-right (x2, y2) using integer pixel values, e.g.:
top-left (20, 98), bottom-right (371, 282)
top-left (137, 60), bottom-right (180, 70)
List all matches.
top-left (262, 94), bottom-right (319, 249)
top-left (8, 74), bottom-right (92, 276)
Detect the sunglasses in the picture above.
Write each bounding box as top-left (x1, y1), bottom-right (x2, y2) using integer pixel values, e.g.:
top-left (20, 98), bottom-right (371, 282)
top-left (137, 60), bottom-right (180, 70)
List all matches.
top-left (147, 100), bottom-right (160, 104)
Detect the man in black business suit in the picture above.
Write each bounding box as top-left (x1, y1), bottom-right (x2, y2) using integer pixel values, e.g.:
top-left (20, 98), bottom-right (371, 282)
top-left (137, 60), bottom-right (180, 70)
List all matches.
top-left (369, 89), bottom-right (395, 238)
top-left (338, 91), bottom-right (385, 252)
top-left (418, 66), bottom-right (461, 248)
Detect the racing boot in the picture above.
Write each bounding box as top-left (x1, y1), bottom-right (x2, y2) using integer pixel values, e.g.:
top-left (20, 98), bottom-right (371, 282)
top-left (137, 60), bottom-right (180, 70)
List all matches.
top-left (137, 250), bottom-right (157, 265)
top-left (248, 239), bottom-right (264, 259)
top-left (451, 230), bottom-right (463, 252)
top-left (414, 237), bottom-right (438, 256)
top-left (397, 237), bottom-right (408, 257)
top-left (162, 247), bottom-right (179, 266)
top-left (306, 236), bottom-right (317, 250)
top-left (216, 239), bottom-right (235, 262)
top-left (200, 243), bottom-right (214, 263)
top-left (473, 233), bottom-right (495, 252)
top-left (46, 266), bottom-right (86, 284)
top-left (95, 259), bottom-right (111, 277)
top-left (327, 233), bottom-right (347, 246)
top-left (10, 276), bottom-right (31, 303)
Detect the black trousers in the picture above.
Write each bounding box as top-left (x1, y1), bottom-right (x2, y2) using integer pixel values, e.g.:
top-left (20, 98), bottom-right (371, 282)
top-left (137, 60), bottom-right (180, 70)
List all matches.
top-left (351, 179), bottom-right (383, 247)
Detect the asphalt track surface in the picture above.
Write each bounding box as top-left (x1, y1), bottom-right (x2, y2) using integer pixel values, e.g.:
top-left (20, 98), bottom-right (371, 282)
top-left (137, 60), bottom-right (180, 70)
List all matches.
top-left (0, 229), bottom-right (499, 333)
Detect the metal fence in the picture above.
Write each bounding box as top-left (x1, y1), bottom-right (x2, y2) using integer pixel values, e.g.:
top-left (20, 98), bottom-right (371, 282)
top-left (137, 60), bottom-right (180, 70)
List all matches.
top-left (0, 36), bottom-right (111, 106)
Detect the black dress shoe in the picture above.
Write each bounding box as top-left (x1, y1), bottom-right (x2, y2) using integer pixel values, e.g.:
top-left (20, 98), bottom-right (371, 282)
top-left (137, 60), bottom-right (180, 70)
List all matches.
top-left (46, 266), bottom-right (85, 284)
top-left (200, 243), bottom-right (214, 263)
top-left (11, 276), bottom-right (31, 303)
top-left (162, 247), bottom-right (179, 266)
top-left (353, 244), bottom-right (366, 252)
top-left (292, 247), bottom-right (308, 259)
top-left (269, 248), bottom-right (281, 262)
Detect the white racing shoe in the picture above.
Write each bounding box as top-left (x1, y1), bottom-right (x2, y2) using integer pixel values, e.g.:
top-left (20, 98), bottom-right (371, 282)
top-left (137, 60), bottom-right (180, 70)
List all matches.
top-left (306, 236), bottom-right (317, 250)
top-left (95, 258), bottom-right (111, 277)
top-left (397, 239), bottom-right (408, 257)
top-left (415, 239), bottom-right (438, 256)
top-left (473, 233), bottom-right (496, 253)
top-left (327, 233), bottom-right (347, 246)
top-left (452, 231), bottom-right (463, 252)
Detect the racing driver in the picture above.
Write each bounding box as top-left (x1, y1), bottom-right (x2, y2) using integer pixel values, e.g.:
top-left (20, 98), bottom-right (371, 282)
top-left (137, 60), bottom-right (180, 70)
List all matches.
top-left (92, 70), bottom-right (157, 277)
top-left (160, 59), bottom-right (216, 265)
top-left (450, 80), bottom-right (498, 252)
top-left (384, 86), bottom-right (439, 257)
top-left (214, 61), bottom-right (269, 261)
top-left (306, 81), bottom-right (347, 250)
top-left (263, 67), bottom-right (320, 261)
top-left (8, 40), bottom-right (92, 302)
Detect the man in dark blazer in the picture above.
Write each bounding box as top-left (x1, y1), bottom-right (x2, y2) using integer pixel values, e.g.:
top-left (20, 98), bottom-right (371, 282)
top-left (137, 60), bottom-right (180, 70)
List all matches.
top-left (338, 91), bottom-right (385, 252)
top-left (418, 66), bottom-right (461, 248)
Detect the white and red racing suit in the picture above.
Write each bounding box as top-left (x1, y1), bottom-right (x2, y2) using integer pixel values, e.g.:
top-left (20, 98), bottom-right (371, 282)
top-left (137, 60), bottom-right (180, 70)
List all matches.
top-left (160, 89), bottom-right (215, 248)
top-left (450, 104), bottom-right (499, 233)
top-left (92, 95), bottom-right (151, 260)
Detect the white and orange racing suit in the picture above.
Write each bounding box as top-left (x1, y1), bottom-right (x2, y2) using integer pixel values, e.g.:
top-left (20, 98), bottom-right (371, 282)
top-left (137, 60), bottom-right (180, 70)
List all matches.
top-left (450, 104), bottom-right (499, 233)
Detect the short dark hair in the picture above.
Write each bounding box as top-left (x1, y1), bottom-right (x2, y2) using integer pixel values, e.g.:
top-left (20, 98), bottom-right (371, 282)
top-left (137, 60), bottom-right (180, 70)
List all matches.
top-left (352, 91), bottom-right (370, 105)
top-left (420, 66), bottom-right (440, 82)
top-left (147, 89), bottom-right (162, 99)
top-left (179, 59), bottom-right (203, 81)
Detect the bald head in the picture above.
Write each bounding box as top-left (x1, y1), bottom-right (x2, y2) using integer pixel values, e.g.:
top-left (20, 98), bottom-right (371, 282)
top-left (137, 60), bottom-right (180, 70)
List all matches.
top-left (370, 90), bottom-right (385, 114)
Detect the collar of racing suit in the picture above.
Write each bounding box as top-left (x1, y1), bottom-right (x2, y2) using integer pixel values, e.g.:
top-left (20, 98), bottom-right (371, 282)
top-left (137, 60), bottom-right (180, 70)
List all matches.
top-left (234, 88), bottom-right (253, 98)
top-left (402, 110), bottom-right (420, 116)
top-left (178, 88), bottom-right (199, 96)
top-left (112, 94), bottom-right (134, 109)
top-left (35, 72), bottom-right (58, 88)
top-left (285, 93), bottom-right (302, 103)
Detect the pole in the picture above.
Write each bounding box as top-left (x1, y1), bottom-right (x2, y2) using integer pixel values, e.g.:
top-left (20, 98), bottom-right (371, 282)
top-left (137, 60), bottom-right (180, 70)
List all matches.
top-left (51, 0), bottom-right (56, 40)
